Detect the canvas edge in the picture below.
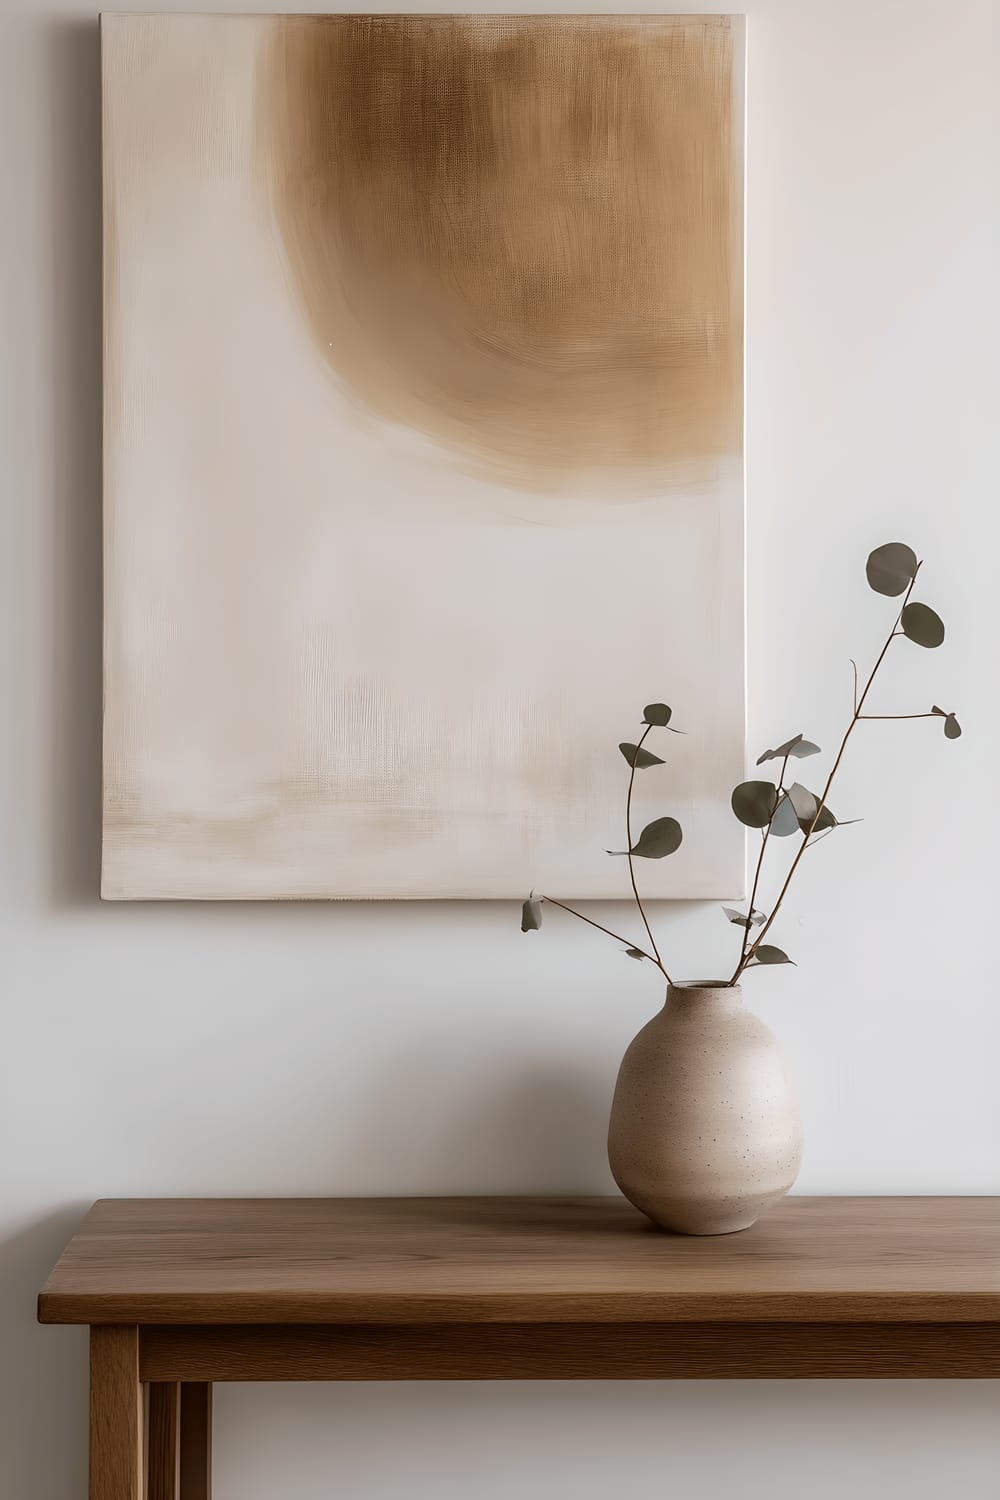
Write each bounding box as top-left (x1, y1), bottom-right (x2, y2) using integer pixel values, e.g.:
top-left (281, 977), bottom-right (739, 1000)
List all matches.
top-left (733, 12), bottom-right (749, 905)
top-left (99, 12), bottom-right (114, 901)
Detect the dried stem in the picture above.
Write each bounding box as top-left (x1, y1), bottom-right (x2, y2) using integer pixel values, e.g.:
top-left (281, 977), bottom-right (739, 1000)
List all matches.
top-left (531, 720), bottom-right (676, 981)
top-left (734, 567), bottom-right (921, 981)
top-left (731, 752), bottom-right (789, 980)
top-left (858, 712), bottom-right (937, 721)
top-left (625, 725), bottom-right (671, 982)
top-left (537, 895), bottom-right (658, 966)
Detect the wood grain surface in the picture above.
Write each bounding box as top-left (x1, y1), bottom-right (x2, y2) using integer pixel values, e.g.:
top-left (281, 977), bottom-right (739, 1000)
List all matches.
top-left (146, 1383), bottom-right (179, 1500)
top-left (138, 1320), bottom-right (1000, 1381)
top-left (89, 1327), bottom-right (142, 1500)
top-left (178, 1383), bottom-right (211, 1500)
top-left (39, 1197), bottom-right (1000, 1327)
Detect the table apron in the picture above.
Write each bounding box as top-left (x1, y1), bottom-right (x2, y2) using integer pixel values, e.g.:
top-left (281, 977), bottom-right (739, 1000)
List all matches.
top-left (138, 1321), bottom-right (1000, 1382)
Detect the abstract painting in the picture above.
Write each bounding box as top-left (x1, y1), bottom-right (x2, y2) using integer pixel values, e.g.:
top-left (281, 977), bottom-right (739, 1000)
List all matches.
top-left (101, 14), bottom-right (746, 900)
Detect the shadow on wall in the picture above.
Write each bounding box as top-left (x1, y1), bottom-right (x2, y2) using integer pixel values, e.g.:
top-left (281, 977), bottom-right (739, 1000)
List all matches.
top-left (47, 17), bottom-right (102, 909)
top-left (347, 1055), bottom-right (616, 1193)
top-left (0, 1209), bottom-right (90, 1500)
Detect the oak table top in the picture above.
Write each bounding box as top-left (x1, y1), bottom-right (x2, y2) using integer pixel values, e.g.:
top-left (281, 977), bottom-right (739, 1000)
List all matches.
top-left (38, 1197), bottom-right (1000, 1498)
top-left (39, 1194), bottom-right (1000, 1327)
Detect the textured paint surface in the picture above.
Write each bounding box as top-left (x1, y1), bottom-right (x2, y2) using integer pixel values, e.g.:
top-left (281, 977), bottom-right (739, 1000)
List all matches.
top-left (101, 14), bottom-right (746, 900)
top-left (263, 15), bottom-right (741, 492)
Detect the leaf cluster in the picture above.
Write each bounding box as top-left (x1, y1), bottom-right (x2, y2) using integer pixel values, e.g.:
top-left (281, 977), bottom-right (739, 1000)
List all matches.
top-left (521, 541), bottom-right (961, 983)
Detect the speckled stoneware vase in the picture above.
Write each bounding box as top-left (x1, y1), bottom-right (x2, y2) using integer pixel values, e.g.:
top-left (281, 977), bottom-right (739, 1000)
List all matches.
top-left (608, 983), bottom-right (802, 1235)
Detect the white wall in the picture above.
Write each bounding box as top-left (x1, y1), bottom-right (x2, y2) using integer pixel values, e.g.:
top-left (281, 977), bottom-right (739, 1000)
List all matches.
top-left (1, 2), bottom-right (997, 1496)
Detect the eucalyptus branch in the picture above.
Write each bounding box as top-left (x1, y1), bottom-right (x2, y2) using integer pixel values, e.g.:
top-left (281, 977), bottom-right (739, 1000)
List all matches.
top-left (537, 896), bottom-right (658, 965)
top-left (521, 705), bottom-right (682, 975)
top-left (522, 544), bottom-right (958, 988)
top-left (625, 725), bottom-right (671, 981)
top-left (736, 568), bottom-right (921, 978)
top-left (732, 751), bottom-right (789, 978)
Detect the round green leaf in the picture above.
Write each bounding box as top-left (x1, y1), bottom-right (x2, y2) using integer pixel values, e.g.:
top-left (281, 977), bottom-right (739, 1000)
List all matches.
top-left (779, 786), bottom-right (845, 836)
top-left (901, 601), bottom-right (945, 648)
top-left (786, 781), bottom-right (837, 833)
top-left (866, 542), bottom-right (918, 597)
top-left (520, 897), bottom-right (542, 932)
top-left (756, 733), bottom-right (803, 764)
top-left (944, 713), bottom-right (962, 740)
top-left (769, 793), bottom-right (801, 837)
top-left (723, 906), bottom-right (765, 928)
top-left (642, 703), bottom-right (672, 726)
top-left (608, 816), bottom-right (683, 859)
top-left (756, 733), bottom-right (820, 765)
top-left (631, 816), bottom-right (683, 858)
top-left (731, 780), bottom-right (778, 828)
top-left (750, 944), bottom-right (795, 966)
top-left (619, 742), bottom-right (665, 769)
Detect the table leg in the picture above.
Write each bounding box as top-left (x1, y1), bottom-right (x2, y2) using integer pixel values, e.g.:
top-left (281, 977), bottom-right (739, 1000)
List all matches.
top-left (90, 1327), bottom-right (143, 1500)
top-left (147, 1383), bottom-right (180, 1499)
top-left (179, 1384), bottom-right (212, 1500)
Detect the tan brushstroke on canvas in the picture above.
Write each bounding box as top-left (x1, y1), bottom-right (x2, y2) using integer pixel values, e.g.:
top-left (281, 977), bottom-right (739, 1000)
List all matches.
top-left (260, 14), bottom-right (740, 494)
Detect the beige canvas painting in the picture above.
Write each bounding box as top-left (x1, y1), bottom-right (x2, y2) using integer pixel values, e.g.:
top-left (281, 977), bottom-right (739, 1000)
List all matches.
top-left (101, 13), bottom-right (746, 900)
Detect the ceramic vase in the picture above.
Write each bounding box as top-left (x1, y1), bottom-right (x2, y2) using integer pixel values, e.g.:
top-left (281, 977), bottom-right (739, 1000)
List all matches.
top-left (608, 983), bottom-right (802, 1235)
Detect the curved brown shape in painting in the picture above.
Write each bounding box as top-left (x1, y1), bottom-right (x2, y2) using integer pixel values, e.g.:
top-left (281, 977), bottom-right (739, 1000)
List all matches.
top-left (260, 15), bottom-right (740, 493)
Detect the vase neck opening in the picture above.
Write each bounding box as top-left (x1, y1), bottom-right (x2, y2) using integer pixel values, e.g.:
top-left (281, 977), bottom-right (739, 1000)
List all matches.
top-left (665, 981), bottom-right (743, 1012)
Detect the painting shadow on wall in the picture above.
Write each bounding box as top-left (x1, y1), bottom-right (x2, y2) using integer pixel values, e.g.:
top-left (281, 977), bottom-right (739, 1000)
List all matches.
top-left (46, 18), bottom-right (102, 910)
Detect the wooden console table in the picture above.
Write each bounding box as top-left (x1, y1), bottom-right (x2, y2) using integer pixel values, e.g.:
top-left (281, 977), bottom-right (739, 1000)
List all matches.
top-left (38, 1196), bottom-right (999, 1498)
